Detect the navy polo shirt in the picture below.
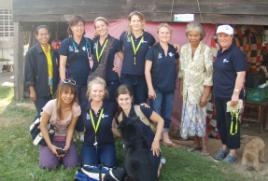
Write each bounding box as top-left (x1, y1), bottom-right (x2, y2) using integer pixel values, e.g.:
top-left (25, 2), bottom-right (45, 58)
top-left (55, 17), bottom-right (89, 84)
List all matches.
top-left (83, 101), bottom-right (116, 145)
top-left (92, 35), bottom-right (121, 82)
top-left (59, 37), bottom-right (93, 86)
top-left (120, 31), bottom-right (155, 76)
top-left (146, 43), bottom-right (179, 93)
top-left (125, 105), bottom-right (154, 149)
top-left (213, 44), bottom-right (247, 98)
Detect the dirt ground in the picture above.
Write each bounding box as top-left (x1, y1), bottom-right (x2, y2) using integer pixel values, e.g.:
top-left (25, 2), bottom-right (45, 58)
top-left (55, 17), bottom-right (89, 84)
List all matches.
top-left (170, 123), bottom-right (268, 180)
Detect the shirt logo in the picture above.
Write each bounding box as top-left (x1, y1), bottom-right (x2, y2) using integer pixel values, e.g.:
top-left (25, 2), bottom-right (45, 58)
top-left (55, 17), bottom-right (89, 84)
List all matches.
top-left (102, 114), bottom-right (109, 119)
top-left (168, 52), bottom-right (174, 57)
top-left (86, 113), bottom-right (90, 120)
top-left (142, 40), bottom-right (148, 43)
top-left (69, 45), bottom-right (74, 52)
top-left (158, 53), bottom-right (163, 59)
top-left (82, 46), bottom-right (86, 51)
top-left (223, 58), bottom-right (229, 63)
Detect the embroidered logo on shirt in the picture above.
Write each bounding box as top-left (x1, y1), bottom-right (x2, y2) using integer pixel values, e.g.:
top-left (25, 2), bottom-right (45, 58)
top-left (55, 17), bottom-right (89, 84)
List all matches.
top-left (223, 58), bottom-right (229, 63)
top-left (82, 46), bottom-right (86, 51)
top-left (102, 114), bottom-right (109, 118)
top-left (168, 52), bottom-right (174, 57)
top-left (69, 46), bottom-right (74, 52)
top-left (86, 113), bottom-right (91, 120)
top-left (158, 53), bottom-right (163, 59)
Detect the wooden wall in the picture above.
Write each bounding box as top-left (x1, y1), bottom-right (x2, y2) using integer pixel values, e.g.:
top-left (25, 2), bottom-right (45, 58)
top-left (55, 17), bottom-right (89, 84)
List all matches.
top-left (13, 0), bottom-right (268, 25)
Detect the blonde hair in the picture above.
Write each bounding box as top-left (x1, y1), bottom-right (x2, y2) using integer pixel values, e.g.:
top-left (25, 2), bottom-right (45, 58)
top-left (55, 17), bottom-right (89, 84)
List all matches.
top-left (87, 77), bottom-right (108, 100)
top-left (127, 11), bottom-right (145, 35)
top-left (185, 22), bottom-right (206, 40)
top-left (94, 16), bottom-right (109, 27)
top-left (157, 23), bottom-right (172, 34)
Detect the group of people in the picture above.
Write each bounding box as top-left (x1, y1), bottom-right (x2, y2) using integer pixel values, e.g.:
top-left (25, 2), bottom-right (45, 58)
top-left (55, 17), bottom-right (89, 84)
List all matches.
top-left (24, 10), bottom-right (246, 177)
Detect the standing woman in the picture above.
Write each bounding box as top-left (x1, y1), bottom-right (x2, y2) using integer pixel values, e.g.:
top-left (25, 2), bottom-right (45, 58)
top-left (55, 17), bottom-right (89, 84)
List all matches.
top-left (115, 84), bottom-right (164, 178)
top-left (213, 25), bottom-right (246, 163)
top-left (24, 25), bottom-right (59, 115)
top-left (39, 80), bottom-right (80, 169)
top-left (81, 77), bottom-right (117, 168)
top-left (179, 22), bottom-right (213, 154)
top-left (92, 17), bottom-right (122, 102)
top-left (120, 11), bottom-right (155, 104)
top-left (145, 23), bottom-right (179, 146)
top-left (59, 16), bottom-right (94, 131)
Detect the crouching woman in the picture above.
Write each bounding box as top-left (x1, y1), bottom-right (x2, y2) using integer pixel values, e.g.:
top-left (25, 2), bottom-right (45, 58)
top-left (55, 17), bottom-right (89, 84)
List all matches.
top-left (39, 80), bottom-right (80, 169)
top-left (114, 84), bottom-right (164, 179)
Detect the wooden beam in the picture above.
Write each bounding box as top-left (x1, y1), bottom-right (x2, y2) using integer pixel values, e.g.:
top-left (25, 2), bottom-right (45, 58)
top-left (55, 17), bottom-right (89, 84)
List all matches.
top-left (13, 22), bottom-right (24, 100)
top-left (195, 14), bottom-right (268, 25)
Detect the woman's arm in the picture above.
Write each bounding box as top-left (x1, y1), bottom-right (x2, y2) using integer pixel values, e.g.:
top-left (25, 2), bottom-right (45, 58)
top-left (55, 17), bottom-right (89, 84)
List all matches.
top-left (112, 118), bottom-right (121, 138)
top-left (64, 115), bottom-right (79, 152)
top-left (230, 71), bottom-right (246, 106)
top-left (149, 111), bottom-right (164, 156)
top-left (39, 112), bottom-right (59, 156)
top-left (145, 60), bottom-right (156, 100)
top-left (59, 55), bottom-right (67, 81)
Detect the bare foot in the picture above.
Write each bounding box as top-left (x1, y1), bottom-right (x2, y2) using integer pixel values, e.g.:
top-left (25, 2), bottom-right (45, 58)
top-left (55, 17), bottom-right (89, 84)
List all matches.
top-left (162, 132), bottom-right (174, 146)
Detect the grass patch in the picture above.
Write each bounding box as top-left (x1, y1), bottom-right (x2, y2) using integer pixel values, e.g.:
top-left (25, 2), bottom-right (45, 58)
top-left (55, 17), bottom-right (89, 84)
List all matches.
top-left (0, 86), bottom-right (250, 180)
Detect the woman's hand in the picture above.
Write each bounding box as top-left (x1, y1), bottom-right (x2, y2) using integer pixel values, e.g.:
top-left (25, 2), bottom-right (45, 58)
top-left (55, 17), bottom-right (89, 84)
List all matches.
top-left (151, 140), bottom-right (161, 157)
top-left (199, 95), bottom-right (208, 107)
top-left (148, 88), bottom-right (156, 100)
top-left (230, 93), bottom-right (239, 107)
top-left (63, 144), bottom-right (70, 153)
top-left (48, 144), bottom-right (60, 157)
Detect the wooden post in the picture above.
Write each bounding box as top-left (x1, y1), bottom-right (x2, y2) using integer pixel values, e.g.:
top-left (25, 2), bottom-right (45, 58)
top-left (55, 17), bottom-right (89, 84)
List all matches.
top-left (13, 22), bottom-right (24, 100)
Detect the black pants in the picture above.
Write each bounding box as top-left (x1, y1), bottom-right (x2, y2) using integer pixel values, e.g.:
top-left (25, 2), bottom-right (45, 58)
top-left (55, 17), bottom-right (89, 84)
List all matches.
top-left (76, 85), bottom-right (88, 131)
top-left (215, 97), bottom-right (240, 149)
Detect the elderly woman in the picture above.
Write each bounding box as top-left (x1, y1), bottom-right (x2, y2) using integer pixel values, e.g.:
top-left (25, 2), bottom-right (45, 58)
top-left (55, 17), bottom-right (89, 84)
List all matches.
top-left (213, 25), bottom-right (246, 163)
top-left (179, 22), bottom-right (213, 155)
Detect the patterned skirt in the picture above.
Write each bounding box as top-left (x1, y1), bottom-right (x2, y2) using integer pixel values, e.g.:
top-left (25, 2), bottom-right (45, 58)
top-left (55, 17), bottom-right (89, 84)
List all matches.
top-left (180, 102), bottom-right (207, 139)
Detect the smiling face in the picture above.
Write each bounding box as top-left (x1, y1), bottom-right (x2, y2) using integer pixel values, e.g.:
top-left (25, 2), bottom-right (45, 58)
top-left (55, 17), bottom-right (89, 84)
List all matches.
top-left (129, 14), bottom-right (143, 32)
top-left (95, 20), bottom-right (108, 37)
top-left (158, 26), bottom-right (171, 43)
top-left (35, 28), bottom-right (50, 45)
top-left (70, 21), bottom-right (85, 37)
top-left (117, 93), bottom-right (133, 112)
top-left (60, 88), bottom-right (75, 105)
top-left (187, 30), bottom-right (201, 47)
top-left (217, 33), bottom-right (233, 50)
top-left (89, 83), bottom-right (105, 102)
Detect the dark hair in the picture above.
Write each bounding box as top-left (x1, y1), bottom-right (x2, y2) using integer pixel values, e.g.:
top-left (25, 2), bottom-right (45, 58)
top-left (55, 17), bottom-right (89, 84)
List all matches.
top-left (35, 25), bottom-right (50, 35)
top-left (67, 15), bottom-right (86, 36)
top-left (115, 84), bottom-right (133, 99)
top-left (56, 82), bottom-right (78, 120)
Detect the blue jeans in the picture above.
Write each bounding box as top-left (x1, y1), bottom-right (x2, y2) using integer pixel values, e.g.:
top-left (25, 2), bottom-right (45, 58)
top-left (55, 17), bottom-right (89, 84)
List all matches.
top-left (107, 80), bottom-right (120, 103)
top-left (120, 74), bottom-right (147, 104)
top-left (76, 85), bottom-right (88, 131)
top-left (82, 143), bottom-right (116, 168)
top-left (150, 90), bottom-right (174, 129)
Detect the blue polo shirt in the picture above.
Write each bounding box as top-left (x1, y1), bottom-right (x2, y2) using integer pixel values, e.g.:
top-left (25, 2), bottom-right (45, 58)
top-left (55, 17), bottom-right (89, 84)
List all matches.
top-left (213, 44), bottom-right (247, 98)
top-left (59, 37), bottom-right (93, 86)
top-left (92, 35), bottom-right (121, 82)
top-left (146, 43), bottom-right (179, 93)
top-left (120, 31), bottom-right (155, 76)
top-left (83, 101), bottom-right (116, 145)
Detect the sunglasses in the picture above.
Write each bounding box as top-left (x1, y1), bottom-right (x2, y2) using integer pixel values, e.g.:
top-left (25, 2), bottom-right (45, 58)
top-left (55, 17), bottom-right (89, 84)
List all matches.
top-left (63, 79), bottom-right (76, 86)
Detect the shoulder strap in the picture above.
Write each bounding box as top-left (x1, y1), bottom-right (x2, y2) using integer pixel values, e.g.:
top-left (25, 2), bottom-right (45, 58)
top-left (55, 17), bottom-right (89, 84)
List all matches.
top-left (134, 105), bottom-right (156, 133)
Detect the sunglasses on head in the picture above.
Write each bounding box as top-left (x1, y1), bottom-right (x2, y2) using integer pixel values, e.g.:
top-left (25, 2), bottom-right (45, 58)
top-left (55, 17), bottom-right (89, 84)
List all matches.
top-left (63, 79), bottom-right (76, 86)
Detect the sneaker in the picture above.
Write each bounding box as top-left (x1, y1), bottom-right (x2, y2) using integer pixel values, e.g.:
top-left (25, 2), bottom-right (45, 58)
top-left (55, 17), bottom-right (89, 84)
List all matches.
top-left (213, 149), bottom-right (228, 161)
top-left (223, 154), bottom-right (237, 164)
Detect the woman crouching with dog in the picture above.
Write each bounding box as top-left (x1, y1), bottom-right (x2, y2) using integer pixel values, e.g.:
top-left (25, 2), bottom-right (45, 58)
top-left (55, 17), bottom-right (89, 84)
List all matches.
top-left (39, 79), bottom-right (80, 169)
top-left (114, 84), bottom-right (164, 180)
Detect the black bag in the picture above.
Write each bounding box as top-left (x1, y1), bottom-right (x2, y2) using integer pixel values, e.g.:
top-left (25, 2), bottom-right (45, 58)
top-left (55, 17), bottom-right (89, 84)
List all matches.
top-left (29, 115), bottom-right (55, 146)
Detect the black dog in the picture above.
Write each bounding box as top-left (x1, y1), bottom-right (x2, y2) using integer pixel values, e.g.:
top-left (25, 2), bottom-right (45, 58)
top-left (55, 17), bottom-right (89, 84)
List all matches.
top-left (118, 116), bottom-right (157, 181)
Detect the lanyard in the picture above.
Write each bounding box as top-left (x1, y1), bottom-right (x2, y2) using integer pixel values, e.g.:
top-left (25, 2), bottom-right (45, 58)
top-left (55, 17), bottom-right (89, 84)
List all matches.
top-left (230, 111), bottom-right (239, 136)
top-left (130, 35), bottom-right (144, 65)
top-left (96, 39), bottom-right (109, 63)
top-left (89, 108), bottom-right (104, 134)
